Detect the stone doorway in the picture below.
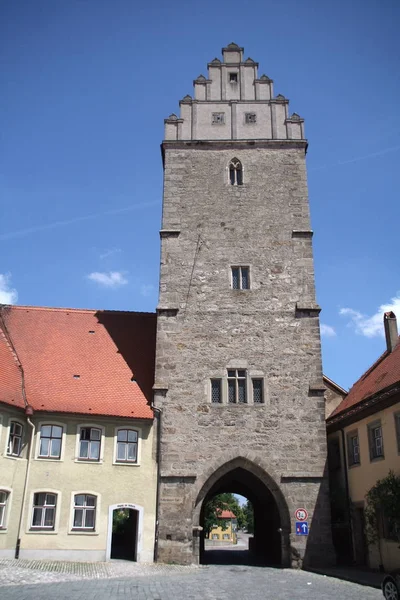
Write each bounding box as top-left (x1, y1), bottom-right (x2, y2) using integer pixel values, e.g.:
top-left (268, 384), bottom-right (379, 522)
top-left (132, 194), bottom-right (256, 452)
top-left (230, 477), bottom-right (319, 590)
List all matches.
top-left (194, 458), bottom-right (291, 567)
top-left (110, 508), bottom-right (138, 561)
top-left (106, 502), bottom-right (144, 562)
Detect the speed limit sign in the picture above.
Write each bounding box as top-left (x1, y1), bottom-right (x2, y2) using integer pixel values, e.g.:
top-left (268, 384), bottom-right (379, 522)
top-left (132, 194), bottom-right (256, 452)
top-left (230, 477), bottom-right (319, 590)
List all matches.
top-left (295, 508), bottom-right (308, 522)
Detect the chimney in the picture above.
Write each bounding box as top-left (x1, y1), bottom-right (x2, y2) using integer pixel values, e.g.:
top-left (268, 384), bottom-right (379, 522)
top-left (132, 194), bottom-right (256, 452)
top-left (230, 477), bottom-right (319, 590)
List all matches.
top-left (384, 311), bottom-right (398, 353)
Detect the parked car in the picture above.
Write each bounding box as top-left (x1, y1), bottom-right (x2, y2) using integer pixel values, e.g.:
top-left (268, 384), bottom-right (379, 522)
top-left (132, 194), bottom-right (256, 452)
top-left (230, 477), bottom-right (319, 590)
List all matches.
top-left (382, 571), bottom-right (400, 600)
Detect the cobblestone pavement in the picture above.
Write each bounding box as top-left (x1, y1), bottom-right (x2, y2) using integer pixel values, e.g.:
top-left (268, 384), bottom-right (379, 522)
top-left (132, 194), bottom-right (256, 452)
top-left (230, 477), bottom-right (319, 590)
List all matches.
top-left (0, 559), bottom-right (382, 599)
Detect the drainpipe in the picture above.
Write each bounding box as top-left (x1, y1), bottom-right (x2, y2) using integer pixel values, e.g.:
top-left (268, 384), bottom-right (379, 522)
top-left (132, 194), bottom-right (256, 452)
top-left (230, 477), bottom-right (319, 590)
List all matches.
top-left (15, 406), bottom-right (35, 559)
top-left (339, 429), bottom-right (354, 562)
top-left (0, 309), bottom-right (35, 559)
top-left (152, 404), bottom-right (162, 562)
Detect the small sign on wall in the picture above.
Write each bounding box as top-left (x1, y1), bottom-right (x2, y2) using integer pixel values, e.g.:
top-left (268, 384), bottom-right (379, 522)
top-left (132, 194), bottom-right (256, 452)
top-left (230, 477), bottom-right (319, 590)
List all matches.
top-left (296, 521), bottom-right (309, 536)
top-left (294, 508), bottom-right (308, 522)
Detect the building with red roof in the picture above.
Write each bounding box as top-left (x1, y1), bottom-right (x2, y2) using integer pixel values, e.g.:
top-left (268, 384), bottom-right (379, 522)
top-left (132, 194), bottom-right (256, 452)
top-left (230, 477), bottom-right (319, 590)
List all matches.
top-left (0, 305), bottom-right (157, 563)
top-left (208, 508), bottom-right (238, 545)
top-left (326, 312), bottom-right (400, 572)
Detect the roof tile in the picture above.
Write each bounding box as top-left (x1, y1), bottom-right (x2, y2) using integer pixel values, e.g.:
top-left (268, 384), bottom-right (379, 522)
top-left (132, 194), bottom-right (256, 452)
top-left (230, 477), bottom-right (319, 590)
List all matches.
top-left (0, 306), bottom-right (156, 419)
top-left (328, 336), bottom-right (400, 420)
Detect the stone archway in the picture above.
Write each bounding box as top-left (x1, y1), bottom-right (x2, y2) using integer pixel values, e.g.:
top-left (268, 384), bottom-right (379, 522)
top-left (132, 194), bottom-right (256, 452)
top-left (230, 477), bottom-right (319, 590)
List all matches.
top-left (193, 456), bottom-right (291, 566)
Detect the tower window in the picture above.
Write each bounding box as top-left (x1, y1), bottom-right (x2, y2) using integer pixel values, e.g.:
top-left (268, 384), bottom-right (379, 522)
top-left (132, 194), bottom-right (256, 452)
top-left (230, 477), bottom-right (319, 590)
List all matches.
top-left (229, 158), bottom-right (243, 186)
top-left (229, 73), bottom-right (238, 83)
top-left (231, 267), bottom-right (250, 290)
top-left (228, 369), bottom-right (247, 404)
top-left (211, 379), bottom-right (222, 403)
top-left (245, 112), bottom-right (257, 124)
top-left (212, 112), bottom-right (225, 125)
top-left (252, 379), bottom-right (264, 404)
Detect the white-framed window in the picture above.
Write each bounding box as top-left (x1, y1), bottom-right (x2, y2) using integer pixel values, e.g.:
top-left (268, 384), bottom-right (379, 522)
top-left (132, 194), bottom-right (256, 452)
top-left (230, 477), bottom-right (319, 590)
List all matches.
top-left (0, 490), bottom-right (10, 529)
top-left (115, 429), bottom-right (138, 463)
top-left (229, 158), bottom-right (243, 186)
top-left (31, 492), bottom-right (57, 530)
top-left (38, 425), bottom-right (63, 459)
top-left (72, 494), bottom-right (96, 530)
top-left (368, 421), bottom-right (384, 460)
top-left (78, 426), bottom-right (102, 461)
top-left (212, 112), bottom-right (225, 125)
top-left (7, 421), bottom-right (23, 457)
top-left (212, 533), bottom-right (219, 539)
top-left (231, 266), bottom-right (249, 290)
top-left (223, 533), bottom-right (230, 540)
top-left (346, 431), bottom-right (360, 466)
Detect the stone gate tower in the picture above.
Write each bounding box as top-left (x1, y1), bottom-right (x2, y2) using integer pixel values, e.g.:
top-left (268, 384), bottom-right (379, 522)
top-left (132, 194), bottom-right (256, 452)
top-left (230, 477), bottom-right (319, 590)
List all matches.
top-left (153, 43), bottom-right (334, 567)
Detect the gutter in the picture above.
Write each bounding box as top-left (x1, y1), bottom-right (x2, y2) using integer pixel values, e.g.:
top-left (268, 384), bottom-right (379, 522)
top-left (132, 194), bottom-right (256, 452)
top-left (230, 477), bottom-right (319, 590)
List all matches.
top-left (0, 309), bottom-right (35, 559)
top-left (152, 404), bottom-right (162, 562)
top-left (338, 428), bottom-right (354, 562)
top-left (15, 410), bottom-right (35, 559)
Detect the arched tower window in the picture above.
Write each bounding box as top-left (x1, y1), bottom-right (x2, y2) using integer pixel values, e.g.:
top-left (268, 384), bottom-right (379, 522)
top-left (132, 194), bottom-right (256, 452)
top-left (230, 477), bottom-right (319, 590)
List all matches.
top-left (229, 158), bottom-right (243, 186)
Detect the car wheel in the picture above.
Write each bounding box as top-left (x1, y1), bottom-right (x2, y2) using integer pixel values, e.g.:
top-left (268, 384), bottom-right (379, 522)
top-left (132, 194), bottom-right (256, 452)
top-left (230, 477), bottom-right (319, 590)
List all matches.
top-left (383, 579), bottom-right (399, 600)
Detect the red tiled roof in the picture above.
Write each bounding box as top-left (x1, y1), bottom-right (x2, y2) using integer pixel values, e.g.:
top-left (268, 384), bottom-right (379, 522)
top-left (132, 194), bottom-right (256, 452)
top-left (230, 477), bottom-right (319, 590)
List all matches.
top-left (217, 509), bottom-right (236, 519)
top-left (0, 305), bottom-right (156, 419)
top-left (328, 336), bottom-right (400, 420)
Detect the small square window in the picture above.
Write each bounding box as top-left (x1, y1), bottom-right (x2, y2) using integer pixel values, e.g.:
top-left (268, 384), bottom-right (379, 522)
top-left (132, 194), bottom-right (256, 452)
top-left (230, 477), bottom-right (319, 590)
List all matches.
top-left (211, 379), bottom-right (222, 403)
top-left (229, 73), bottom-right (238, 83)
top-left (231, 267), bottom-right (250, 290)
top-left (245, 112), bottom-right (257, 124)
top-left (212, 112), bottom-right (225, 125)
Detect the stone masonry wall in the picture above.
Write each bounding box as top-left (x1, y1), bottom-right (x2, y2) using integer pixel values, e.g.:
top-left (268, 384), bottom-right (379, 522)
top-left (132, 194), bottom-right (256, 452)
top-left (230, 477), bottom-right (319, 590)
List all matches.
top-left (154, 142), bottom-right (334, 566)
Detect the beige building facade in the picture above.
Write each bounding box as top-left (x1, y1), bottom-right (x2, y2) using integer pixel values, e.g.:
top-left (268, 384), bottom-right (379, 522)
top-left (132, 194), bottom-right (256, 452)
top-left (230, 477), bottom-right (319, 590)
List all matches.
top-left (327, 312), bottom-right (400, 571)
top-left (0, 306), bottom-right (157, 562)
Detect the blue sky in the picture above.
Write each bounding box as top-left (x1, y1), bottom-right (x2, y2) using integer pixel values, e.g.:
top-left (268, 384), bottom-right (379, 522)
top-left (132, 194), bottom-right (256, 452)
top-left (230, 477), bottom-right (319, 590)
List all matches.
top-left (1, 0), bottom-right (399, 391)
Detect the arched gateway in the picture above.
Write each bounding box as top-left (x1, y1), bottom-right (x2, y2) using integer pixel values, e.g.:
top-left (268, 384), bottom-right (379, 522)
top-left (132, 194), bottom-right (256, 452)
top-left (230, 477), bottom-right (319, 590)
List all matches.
top-left (193, 456), bottom-right (291, 566)
top-left (153, 43), bottom-right (335, 568)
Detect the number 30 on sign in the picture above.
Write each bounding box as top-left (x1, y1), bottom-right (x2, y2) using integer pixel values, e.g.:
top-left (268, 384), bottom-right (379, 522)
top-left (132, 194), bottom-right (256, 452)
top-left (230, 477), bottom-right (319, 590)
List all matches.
top-left (295, 508), bottom-right (308, 521)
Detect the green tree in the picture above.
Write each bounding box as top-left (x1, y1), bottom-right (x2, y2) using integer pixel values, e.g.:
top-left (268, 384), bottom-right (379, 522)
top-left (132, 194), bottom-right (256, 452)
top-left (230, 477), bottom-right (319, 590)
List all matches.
top-left (364, 471), bottom-right (400, 548)
top-left (243, 500), bottom-right (254, 534)
top-left (203, 493), bottom-right (245, 537)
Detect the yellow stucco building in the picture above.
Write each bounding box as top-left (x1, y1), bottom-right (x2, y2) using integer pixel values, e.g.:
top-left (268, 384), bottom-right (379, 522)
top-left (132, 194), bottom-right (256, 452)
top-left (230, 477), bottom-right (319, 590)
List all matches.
top-left (0, 306), bottom-right (157, 562)
top-left (209, 509), bottom-right (237, 544)
top-left (327, 312), bottom-right (400, 571)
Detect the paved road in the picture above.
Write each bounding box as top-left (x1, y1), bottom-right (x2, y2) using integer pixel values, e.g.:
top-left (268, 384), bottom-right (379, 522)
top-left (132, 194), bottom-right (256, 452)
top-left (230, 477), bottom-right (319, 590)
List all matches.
top-left (0, 561), bottom-right (382, 600)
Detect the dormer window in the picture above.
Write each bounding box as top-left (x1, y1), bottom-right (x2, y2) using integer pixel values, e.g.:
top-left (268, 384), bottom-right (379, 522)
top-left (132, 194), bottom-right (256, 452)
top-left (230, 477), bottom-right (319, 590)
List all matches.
top-left (229, 158), bottom-right (243, 186)
top-left (229, 73), bottom-right (238, 83)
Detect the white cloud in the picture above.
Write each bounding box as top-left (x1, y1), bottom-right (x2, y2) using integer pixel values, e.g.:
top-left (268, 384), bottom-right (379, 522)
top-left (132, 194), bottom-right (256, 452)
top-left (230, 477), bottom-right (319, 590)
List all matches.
top-left (320, 324), bottom-right (336, 338)
top-left (340, 292), bottom-right (400, 338)
top-left (99, 247), bottom-right (121, 260)
top-left (0, 273), bottom-right (18, 304)
top-left (140, 284), bottom-right (155, 297)
top-left (87, 271), bottom-right (128, 288)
